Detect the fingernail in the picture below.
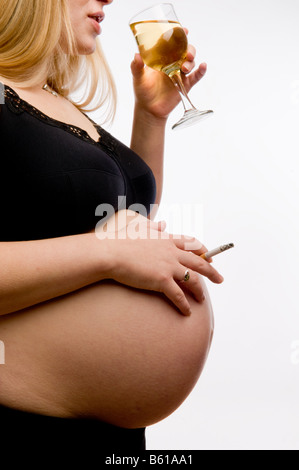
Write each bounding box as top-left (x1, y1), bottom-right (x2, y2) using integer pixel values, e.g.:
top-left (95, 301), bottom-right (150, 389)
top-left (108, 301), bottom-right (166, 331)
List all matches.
top-left (182, 63), bottom-right (191, 73)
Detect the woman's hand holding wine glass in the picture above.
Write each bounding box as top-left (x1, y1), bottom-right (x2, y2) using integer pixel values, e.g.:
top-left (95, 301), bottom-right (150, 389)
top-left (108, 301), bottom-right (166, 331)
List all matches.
top-left (129, 3), bottom-right (213, 129)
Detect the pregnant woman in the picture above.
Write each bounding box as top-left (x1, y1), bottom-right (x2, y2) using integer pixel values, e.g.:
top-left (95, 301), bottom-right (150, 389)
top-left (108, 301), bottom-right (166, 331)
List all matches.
top-left (0, 0), bottom-right (223, 452)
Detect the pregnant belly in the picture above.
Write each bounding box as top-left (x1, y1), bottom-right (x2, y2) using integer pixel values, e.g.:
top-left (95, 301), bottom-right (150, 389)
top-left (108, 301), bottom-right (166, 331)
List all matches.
top-left (0, 278), bottom-right (214, 429)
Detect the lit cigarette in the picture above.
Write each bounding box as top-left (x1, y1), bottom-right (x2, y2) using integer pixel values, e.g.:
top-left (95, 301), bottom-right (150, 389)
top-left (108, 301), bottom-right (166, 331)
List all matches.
top-left (201, 243), bottom-right (234, 260)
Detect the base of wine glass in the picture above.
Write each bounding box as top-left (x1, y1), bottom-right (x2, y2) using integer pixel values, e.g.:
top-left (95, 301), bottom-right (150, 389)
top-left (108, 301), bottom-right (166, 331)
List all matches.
top-left (172, 109), bottom-right (213, 130)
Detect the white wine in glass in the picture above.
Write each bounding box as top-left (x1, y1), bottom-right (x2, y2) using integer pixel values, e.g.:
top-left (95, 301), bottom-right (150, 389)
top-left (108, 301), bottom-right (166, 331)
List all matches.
top-left (129, 3), bottom-right (213, 130)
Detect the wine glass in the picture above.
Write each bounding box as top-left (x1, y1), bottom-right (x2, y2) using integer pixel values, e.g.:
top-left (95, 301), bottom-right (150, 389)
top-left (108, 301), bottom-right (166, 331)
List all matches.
top-left (129, 3), bottom-right (213, 130)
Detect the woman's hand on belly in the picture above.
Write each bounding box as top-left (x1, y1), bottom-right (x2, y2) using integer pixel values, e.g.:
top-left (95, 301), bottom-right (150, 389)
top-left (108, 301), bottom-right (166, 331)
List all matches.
top-left (0, 211), bottom-right (219, 428)
top-left (96, 210), bottom-right (224, 317)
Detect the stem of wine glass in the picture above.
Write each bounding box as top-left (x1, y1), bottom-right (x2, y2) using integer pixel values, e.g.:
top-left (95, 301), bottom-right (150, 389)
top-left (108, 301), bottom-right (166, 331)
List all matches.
top-left (169, 71), bottom-right (196, 112)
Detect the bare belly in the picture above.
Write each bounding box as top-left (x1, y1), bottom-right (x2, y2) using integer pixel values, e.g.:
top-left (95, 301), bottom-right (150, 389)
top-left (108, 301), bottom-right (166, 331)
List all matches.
top-left (0, 278), bottom-right (214, 429)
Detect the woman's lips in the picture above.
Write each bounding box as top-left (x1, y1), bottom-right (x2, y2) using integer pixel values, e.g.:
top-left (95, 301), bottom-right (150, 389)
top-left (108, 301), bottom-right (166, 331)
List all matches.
top-left (88, 14), bottom-right (103, 35)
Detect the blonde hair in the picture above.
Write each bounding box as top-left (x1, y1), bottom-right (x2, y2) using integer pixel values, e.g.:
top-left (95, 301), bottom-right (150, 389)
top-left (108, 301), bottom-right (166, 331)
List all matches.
top-left (0, 0), bottom-right (117, 122)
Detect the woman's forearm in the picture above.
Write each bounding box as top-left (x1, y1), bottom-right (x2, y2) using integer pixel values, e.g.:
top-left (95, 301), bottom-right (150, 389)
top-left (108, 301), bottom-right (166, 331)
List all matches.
top-left (0, 210), bottom-right (161, 317)
top-left (130, 104), bottom-right (167, 209)
top-left (0, 233), bottom-right (111, 316)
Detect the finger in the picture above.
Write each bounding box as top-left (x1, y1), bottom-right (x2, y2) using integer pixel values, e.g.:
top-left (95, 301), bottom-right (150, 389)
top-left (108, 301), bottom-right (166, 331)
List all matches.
top-left (157, 220), bottom-right (167, 232)
top-left (181, 60), bottom-right (195, 74)
top-left (178, 268), bottom-right (205, 303)
top-left (131, 53), bottom-right (145, 78)
top-left (186, 62), bottom-right (207, 88)
top-left (181, 45), bottom-right (196, 74)
top-left (180, 251), bottom-right (224, 284)
top-left (170, 234), bottom-right (207, 255)
top-left (163, 279), bottom-right (192, 316)
top-left (146, 219), bottom-right (167, 232)
top-left (186, 44), bottom-right (196, 62)
top-left (128, 217), bottom-right (166, 238)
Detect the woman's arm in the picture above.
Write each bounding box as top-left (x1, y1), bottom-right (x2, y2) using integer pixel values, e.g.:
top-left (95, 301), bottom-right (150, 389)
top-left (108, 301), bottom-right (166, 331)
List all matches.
top-left (0, 211), bottom-right (223, 317)
top-left (0, 232), bottom-right (111, 316)
top-left (130, 43), bottom-right (207, 210)
top-left (130, 104), bottom-right (167, 208)
top-left (0, 211), bottom-right (146, 315)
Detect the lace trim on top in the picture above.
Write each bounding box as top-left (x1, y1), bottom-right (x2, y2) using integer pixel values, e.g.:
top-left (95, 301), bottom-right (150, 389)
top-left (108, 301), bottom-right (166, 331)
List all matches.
top-left (2, 84), bottom-right (116, 154)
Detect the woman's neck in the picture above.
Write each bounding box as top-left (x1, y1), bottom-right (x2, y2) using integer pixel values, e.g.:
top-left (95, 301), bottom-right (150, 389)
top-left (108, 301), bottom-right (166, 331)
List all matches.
top-left (0, 77), bottom-right (46, 90)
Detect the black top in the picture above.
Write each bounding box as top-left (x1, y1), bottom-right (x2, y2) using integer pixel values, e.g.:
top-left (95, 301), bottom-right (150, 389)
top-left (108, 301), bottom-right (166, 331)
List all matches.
top-left (0, 84), bottom-right (156, 241)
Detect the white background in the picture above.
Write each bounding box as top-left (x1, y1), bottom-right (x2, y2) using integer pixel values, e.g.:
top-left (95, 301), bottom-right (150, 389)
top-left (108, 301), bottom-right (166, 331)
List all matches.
top-left (95, 0), bottom-right (299, 450)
